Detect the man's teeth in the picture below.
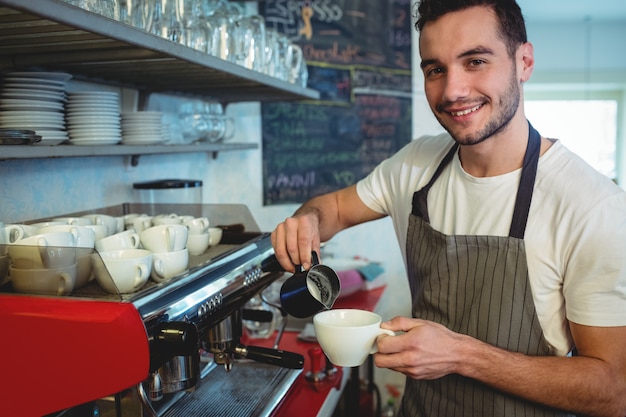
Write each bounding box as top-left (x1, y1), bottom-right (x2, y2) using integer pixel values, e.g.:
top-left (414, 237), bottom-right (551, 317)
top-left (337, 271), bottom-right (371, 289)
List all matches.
top-left (450, 105), bottom-right (481, 116)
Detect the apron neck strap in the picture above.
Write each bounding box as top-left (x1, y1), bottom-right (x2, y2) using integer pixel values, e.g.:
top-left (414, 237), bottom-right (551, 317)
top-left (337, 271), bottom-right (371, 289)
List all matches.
top-left (411, 121), bottom-right (542, 239)
top-left (508, 121), bottom-right (541, 239)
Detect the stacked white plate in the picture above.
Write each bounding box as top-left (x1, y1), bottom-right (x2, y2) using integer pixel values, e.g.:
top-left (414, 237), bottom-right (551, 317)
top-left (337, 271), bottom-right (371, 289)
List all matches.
top-left (0, 71), bottom-right (71, 145)
top-left (66, 91), bottom-right (121, 145)
top-left (121, 111), bottom-right (165, 145)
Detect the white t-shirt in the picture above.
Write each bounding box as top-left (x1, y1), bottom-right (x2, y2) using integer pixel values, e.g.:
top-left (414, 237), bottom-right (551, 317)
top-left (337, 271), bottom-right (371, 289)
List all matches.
top-left (357, 133), bottom-right (626, 356)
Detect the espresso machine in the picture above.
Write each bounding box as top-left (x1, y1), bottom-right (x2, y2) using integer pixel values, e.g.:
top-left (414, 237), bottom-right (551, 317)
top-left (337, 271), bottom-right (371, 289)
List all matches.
top-left (0, 204), bottom-right (305, 417)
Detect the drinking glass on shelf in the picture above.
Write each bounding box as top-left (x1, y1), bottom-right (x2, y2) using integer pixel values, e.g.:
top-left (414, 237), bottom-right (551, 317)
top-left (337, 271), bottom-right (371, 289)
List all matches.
top-left (233, 14), bottom-right (266, 72)
top-left (63, 0), bottom-right (119, 20)
top-left (287, 43), bottom-right (303, 84)
top-left (295, 62), bottom-right (309, 88)
top-left (205, 0), bottom-right (242, 61)
top-left (275, 33), bottom-right (293, 82)
top-left (181, 0), bottom-right (208, 52)
top-left (118, 0), bottom-right (149, 30)
top-left (205, 114), bottom-right (235, 143)
top-left (264, 28), bottom-right (280, 78)
top-left (146, 0), bottom-right (184, 44)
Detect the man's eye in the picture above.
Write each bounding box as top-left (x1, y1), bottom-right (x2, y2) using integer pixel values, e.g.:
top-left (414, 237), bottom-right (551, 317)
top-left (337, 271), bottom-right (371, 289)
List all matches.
top-left (468, 59), bottom-right (485, 67)
top-left (427, 67), bottom-right (444, 76)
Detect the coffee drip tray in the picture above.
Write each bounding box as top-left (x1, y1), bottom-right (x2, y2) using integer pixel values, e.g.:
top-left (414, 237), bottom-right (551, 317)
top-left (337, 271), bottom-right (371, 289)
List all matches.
top-left (162, 362), bottom-right (300, 417)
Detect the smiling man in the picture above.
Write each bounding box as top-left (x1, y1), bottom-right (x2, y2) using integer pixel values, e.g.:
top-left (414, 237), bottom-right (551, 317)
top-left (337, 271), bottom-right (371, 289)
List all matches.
top-left (270, 1), bottom-right (626, 416)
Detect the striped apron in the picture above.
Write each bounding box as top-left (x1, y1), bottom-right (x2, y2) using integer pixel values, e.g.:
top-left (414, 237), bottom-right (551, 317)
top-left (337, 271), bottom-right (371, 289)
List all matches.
top-left (398, 124), bottom-right (571, 417)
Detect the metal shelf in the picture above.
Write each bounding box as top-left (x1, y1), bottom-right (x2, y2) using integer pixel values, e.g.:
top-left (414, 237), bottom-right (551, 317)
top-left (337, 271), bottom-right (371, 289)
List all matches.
top-left (0, 0), bottom-right (313, 163)
top-left (0, 0), bottom-right (319, 102)
top-left (0, 142), bottom-right (258, 165)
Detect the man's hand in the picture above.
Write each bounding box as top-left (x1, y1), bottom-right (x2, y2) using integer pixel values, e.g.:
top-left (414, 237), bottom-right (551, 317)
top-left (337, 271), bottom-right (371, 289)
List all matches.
top-left (271, 209), bottom-right (321, 272)
top-left (374, 316), bottom-right (466, 379)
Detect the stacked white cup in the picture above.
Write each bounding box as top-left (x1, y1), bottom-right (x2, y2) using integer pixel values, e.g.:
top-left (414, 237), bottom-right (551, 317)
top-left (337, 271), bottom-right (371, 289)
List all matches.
top-left (140, 223), bottom-right (189, 283)
top-left (92, 225), bottom-right (152, 294)
top-left (183, 216), bottom-right (211, 256)
top-left (39, 224), bottom-right (96, 289)
top-left (7, 231), bottom-right (77, 296)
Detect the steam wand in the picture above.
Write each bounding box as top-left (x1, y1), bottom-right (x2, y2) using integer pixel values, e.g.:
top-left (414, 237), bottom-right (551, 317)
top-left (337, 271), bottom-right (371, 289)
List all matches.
top-left (261, 292), bottom-right (288, 349)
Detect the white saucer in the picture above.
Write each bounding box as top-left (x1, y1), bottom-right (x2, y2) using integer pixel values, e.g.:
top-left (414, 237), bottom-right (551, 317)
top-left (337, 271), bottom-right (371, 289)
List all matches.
top-left (69, 139), bottom-right (120, 145)
top-left (69, 129), bottom-right (122, 137)
top-left (69, 132), bottom-right (122, 140)
top-left (1, 110), bottom-right (64, 117)
top-left (121, 139), bottom-right (164, 145)
top-left (1, 90), bottom-right (66, 102)
top-left (7, 72), bottom-right (73, 82)
top-left (0, 99), bottom-right (64, 111)
top-left (1, 114), bottom-right (65, 122)
top-left (121, 126), bottom-right (162, 133)
top-left (68, 91), bottom-right (118, 97)
top-left (67, 120), bottom-right (122, 132)
top-left (3, 77), bottom-right (67, 88)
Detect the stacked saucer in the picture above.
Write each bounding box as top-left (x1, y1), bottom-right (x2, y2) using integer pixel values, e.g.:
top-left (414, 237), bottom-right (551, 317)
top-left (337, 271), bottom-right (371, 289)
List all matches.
top-left (121, 111), bottom-right (165, 145)
top-left (0, 71), bottom-right (71, 145)
top-left (66, 91), bottom-right (121, 145)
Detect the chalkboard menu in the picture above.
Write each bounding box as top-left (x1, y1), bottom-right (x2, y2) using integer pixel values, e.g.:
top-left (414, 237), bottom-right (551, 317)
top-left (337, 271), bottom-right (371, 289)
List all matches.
top-left (262, 0), bottom-right (412, 205)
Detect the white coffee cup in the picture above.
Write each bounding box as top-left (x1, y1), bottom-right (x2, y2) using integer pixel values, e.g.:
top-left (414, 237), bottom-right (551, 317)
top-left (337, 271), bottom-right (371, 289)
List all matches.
top-left (9, 263), bottom-right (77, 296)
top-left (113, 216), bottom-right (125, 234)
top-left (8, 232), bottom-right (77, 269)
top-left (0, 254), bottom-right (9, 286)
top-left (83, 224), bottom-right (109, 241)
top-left (131, 216), bottom-right (153, 233)
top-left (82, 214), bottom-right (118, 237)
top-left (92, 249), bottom-right (152, 294)
top-left (95, 229), bottom-right (141, 252)
top-left (3, 224), bottom-right (25, 244)
top-left (39, 225), bottom-right (96, 249)
top-left (187, 232), bottom-right (210, 256)
top-left (152, 213), bottom-right (181, 226)
top-left (184, 217), bottom-right (210, 234)
top-left (0, 221), bottom-right (6, 256)
top-left (123, 213), bottom-right (148, 230)
top-left (53, 217), bottom-right (94, 226)
top-left (6, 224), bottom-right (38, 240)
top-left (151, 248), bottom-right (189, 282)
top-left (140, 224), bottom-right (188, 253)
top-left (313, 309), bottom-right (395, 367)
top-left (75, 248), bottom-right (95, 289)
top-left (179, 215), bottom-right (195, 223)
top-left (208, 227), bottom-right (223, 247)
top-left (29, 221), bottom-right (65, 230)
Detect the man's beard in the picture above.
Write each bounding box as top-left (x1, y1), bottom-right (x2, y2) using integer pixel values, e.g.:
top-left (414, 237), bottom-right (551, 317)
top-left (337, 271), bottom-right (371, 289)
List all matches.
top-left (435, 70), bottom-right (521, 146)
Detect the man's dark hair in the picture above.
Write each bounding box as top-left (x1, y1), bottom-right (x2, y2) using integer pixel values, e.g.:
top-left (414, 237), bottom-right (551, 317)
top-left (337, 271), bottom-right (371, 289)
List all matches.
top-left (414, 0), bottom-right (528, 57)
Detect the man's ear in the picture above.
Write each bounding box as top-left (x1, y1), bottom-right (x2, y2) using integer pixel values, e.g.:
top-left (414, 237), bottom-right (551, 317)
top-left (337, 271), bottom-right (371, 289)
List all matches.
top-left (518, 42), bottom-right (534, 82)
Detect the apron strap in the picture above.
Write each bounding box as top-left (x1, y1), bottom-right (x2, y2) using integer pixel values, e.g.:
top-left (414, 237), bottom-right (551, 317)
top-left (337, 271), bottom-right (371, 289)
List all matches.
top-left (411, 121), bottom-right (542, 238)
top-left (509, 122), bottom-right (541, 239)
top-left (411, 143), bottom-right (458, 222)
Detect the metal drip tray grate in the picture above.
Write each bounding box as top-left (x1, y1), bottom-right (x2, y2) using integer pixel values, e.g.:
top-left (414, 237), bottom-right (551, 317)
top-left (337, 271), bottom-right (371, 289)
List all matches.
top-left (162, 362), bottom-right (300, 417)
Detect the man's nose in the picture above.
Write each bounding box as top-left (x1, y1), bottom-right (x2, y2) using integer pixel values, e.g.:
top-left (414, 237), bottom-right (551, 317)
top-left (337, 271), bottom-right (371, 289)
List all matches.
top-left (441, 68), bottom-right (471, 103)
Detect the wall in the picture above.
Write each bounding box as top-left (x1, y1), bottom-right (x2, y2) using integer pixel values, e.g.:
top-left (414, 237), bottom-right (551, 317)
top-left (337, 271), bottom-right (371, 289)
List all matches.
top-left (1, 11), bottom-right (625, 411)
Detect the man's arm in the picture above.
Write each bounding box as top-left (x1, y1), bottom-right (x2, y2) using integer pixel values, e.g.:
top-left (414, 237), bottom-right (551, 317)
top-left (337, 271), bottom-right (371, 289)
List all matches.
top-left (376, 318), bottom-right (626, 416)
top-left (271, 184), bottom-right (385, 271)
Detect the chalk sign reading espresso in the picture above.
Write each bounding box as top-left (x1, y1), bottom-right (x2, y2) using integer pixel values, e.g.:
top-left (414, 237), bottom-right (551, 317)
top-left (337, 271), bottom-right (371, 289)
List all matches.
top-left (262, 0), bottom-right (412, 205)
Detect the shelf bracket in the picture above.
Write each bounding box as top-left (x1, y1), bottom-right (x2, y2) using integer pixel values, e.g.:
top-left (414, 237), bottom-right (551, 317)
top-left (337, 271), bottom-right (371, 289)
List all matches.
top-left (131, 155), bottom-right (141, 166)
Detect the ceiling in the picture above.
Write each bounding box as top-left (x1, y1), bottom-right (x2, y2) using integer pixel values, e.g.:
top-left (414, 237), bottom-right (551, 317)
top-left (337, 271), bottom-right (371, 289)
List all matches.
top-left (517, 0), bottom-right (626, 22)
